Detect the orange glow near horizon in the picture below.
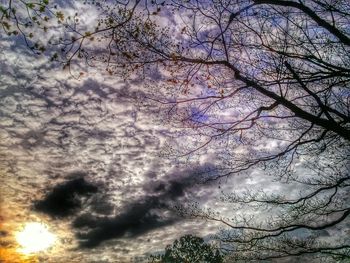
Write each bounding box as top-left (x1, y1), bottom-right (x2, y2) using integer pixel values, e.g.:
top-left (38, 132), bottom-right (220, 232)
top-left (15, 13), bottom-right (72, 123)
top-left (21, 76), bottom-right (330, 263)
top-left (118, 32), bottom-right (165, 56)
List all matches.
top-left (0, 247), bottom-right (38, 263)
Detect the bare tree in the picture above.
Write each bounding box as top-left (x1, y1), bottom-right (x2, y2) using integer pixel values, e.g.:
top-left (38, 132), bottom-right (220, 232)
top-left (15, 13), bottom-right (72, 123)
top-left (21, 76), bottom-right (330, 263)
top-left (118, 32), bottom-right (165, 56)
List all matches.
top-left (2, 0), bottom-right (350, 261)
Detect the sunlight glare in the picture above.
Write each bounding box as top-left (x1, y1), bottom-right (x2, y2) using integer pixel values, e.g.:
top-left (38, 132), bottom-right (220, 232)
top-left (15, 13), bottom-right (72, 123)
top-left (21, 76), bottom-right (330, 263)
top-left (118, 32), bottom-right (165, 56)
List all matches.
top-left (15, 222), bottom-right (56, 254)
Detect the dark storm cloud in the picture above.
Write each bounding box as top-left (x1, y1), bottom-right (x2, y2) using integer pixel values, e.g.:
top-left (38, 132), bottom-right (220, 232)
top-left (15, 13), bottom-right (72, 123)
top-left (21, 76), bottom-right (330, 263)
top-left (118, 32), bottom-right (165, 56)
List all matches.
top-left (73, 198), bottom-right (178, 248)
top-left (34, 177), bottom-right (98, 218)
top-left (73, 167), bottom-right (206, 248)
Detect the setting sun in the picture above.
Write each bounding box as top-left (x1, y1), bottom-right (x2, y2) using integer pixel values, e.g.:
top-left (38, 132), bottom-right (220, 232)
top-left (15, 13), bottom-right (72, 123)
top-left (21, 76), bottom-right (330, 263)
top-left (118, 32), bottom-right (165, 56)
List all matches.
top-left (15, 222), bottom-right (56, 254)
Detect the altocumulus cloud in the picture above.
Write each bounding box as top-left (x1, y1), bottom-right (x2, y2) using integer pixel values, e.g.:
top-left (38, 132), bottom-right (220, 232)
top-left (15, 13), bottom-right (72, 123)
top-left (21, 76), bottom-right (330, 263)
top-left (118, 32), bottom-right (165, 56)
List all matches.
top-left (0, 12), bottom-right (224, 259)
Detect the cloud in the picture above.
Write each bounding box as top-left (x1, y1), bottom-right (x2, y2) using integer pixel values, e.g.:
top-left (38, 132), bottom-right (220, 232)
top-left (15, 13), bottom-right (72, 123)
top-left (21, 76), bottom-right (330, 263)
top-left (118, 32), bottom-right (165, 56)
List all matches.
top-left (0, 230), bottom-right (7, 237)
top-left (72, 166), bottom-right (208, 248)
top-left (73, 199), bottom-right (178, 248)
top-left (34, 176), bottom-right (98, 218)
top-left (0, 18), bottom-right (223, 261)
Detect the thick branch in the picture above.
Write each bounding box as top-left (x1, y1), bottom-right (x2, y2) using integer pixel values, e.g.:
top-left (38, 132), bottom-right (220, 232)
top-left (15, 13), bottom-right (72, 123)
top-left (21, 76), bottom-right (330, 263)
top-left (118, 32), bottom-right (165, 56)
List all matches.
top-left (254, 0), bottom-right (350, 46)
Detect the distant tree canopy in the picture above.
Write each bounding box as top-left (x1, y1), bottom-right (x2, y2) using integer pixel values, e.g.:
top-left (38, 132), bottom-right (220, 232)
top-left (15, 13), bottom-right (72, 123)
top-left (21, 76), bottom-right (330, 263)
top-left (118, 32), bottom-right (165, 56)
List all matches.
top-left (149, 235), bottom-right (223, 263)
top-left (2, 0), bottom-right (350, 261)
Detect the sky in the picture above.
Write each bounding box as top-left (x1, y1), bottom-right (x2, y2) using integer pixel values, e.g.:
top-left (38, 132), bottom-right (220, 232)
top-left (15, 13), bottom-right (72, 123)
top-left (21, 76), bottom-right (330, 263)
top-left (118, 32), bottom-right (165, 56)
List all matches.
top-left (0, 1), bottom-right (349, 262)
top-left (0, 2), bottom-right (233, 262)
top-left (0, 37), bottom-right (227, 262)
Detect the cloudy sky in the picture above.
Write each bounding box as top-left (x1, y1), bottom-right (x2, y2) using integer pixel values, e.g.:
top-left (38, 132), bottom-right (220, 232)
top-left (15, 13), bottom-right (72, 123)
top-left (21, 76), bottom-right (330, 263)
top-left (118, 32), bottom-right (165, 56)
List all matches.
top-left (1, 1), bottom-right (349, 262)
top-left (0, 2), bottom-right (238, 262)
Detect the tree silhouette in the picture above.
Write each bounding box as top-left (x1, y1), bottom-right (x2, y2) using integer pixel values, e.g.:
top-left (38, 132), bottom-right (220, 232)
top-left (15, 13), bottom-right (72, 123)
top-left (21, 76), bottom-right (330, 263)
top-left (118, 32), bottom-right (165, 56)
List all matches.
top-left (2, 0), bottom-right (350, 261)
top-left (149, 235), bottom-right (223, 263)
